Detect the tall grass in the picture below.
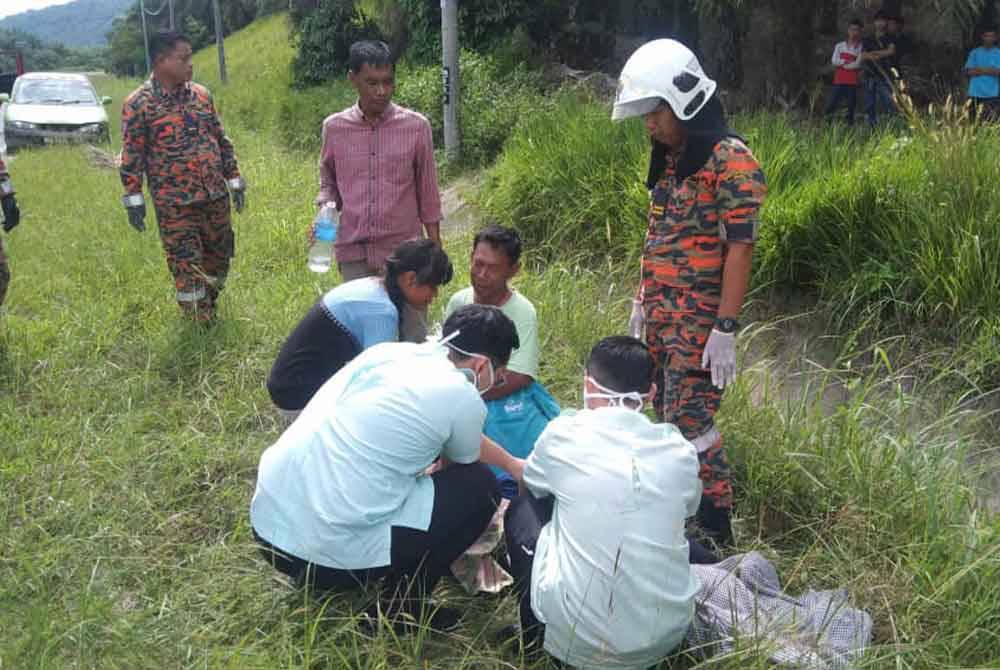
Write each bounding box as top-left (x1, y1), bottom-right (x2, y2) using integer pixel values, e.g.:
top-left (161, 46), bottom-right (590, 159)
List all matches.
top-left (1, 15), bottom-right (998, 670)
top-left (479, 95), bottom-right (1000, 382)
top-left (477, 90), bottom-right (650, 260)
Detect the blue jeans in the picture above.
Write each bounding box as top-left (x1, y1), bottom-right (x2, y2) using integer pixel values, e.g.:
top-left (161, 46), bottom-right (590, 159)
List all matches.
top-left (864, 77), bottom-right (896, 126)
top-left (825, 84), bottom-right (858, 125)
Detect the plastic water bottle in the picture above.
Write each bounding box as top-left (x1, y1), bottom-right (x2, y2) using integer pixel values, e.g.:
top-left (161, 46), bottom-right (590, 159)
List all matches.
top-left (308, 203), bottom-right (338, 273)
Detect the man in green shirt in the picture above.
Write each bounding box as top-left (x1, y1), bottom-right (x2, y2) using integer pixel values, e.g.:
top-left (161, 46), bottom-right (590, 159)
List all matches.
top-left (444, 225), bottom-right (558, 497)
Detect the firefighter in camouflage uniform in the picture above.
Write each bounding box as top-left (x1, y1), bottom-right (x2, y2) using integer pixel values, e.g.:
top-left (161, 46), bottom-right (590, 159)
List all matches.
top-left (613, 40), bottom-right (767, 547)
top-left (119, 30), bottom-right (246, 321)
top-left (0, 157), bottom-right (22, 309)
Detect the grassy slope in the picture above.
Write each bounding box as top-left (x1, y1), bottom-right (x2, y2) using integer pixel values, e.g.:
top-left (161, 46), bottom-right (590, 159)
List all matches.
top-left (1, 14), bottom-right (998, 669)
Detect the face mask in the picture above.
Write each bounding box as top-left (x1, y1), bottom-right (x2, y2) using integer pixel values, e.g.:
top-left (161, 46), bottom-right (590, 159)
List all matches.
top-left (441, 331), bottom-right (496, 396)
top-left (583, 376), bottom-right (645, 412)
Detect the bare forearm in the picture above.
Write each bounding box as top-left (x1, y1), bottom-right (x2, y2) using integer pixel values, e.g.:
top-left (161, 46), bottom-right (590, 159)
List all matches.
top-left (479, 435), bottom-right (523, 479)
top-left (719, 242), bottom-right (754, 319)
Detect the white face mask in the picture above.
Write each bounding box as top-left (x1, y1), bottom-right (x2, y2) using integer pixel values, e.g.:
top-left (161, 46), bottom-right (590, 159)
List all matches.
top-left (583, 375), bottom-right (645, 411)
top-left (441, 331), bottom-right (496, 396)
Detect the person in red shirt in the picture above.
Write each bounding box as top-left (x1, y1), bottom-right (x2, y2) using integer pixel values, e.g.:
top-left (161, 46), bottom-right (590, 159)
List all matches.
top-left (316, 40), bottom-right (443, 343)
top-left (825, 18), bottom-right (865, 125)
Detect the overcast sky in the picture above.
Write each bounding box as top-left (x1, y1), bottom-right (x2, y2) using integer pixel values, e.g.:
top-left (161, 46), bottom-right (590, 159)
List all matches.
top-left (0, 0), bottom-right (76, 20)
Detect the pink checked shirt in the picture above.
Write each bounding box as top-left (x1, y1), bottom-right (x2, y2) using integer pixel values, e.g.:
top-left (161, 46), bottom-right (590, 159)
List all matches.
top-left (317, 102), bottom-right (443, 269)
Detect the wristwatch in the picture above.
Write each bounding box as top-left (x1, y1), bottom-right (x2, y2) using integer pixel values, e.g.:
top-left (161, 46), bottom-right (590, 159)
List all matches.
top-left (715, 317), bottom-right (740, 334)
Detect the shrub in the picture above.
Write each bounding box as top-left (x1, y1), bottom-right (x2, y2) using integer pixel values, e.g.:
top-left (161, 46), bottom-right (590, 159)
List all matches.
top-left (276, 50), bottom-right (545, 165)
top-left (290, 0), bottom-right (382, 87)
top-left (395, 51), bottom-right (545, 167)
top-left (391, 0), bottom-right (568, 64)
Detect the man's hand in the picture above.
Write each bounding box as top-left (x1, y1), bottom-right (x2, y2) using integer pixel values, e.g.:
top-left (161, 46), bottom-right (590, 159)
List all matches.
top-left (122, 193), bottom-right (146, 233)
top-left (425, 221), bottom-right (442, 247)
top-left (701, 328), bottom-right (737, 389)
top-left (228, 177), bottom-right (246, 214)
top-left (1, 194), bottom-right (20, 233)
top-left (628, 299), bottom-right (645, 340)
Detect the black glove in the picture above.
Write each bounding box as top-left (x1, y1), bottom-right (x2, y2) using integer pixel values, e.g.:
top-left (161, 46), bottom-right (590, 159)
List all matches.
top-left (122, 194), bottom-right (146, 232)
top-left (232, 188), bottom-right (245, 213)
top-left (228, 177), bottom-right (246, 214)
top-left (127, 205), bottom-right (146, 232)
top-left (1, 194), bottom-right (19, 233)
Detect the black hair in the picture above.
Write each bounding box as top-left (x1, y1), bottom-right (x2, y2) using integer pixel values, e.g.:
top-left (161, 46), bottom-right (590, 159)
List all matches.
top-left (349, 40), bottom-right (393, 74)
top-left (151, 30), bottom-right (191, 63)
top-left (874, 10), bottom-right (888, 21)
top-left (890, 15), bottom-right (905, 25)
top-left (472, 224), bottom-right (523, 265)
top-left (849, 17), bottom-right (864, 28)
top-left (586, 336), bottom-right (655, 395)
top-left (383, 239), bottom-right (453, 327)
top-left (442, 305), bottom-right (519, 368)
top-left (646, 95), bottom-right (739, 188)
top-left (983, 25), bottom-right (998, 34)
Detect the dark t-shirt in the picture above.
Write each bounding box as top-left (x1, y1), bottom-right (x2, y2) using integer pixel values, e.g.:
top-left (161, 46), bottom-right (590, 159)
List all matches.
top-left (862, 34), bottom-right (895, 77)
top-left (889, 33), bottom-right (910, 72)
top-left (266, 302), bottom-right (363, 411)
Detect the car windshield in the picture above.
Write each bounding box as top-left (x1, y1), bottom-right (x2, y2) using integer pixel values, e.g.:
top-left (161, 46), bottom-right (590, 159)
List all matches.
top-left (13, 79), bottom-right (98, 105)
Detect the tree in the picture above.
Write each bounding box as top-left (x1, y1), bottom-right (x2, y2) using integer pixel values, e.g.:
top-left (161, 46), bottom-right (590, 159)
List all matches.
top-left (183, 15), bottom-right (211, 51)
top-left (104, 0), bottom-right (269, 75)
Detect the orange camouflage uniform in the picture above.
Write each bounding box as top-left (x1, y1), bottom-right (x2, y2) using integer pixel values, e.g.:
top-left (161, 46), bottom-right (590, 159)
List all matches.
top-left (0, 158), bottom-right (12, 308)
top-left (642, 136), bottom-right (766, 526)
top-left (119, 77), bottom-right (240, 319)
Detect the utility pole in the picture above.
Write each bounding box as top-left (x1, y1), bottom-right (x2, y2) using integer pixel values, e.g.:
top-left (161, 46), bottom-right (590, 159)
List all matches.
top-left (168, 0), bottom-right (175, 30)
top-left (441, 0), bottom-right (459, 163)
top-left (212, 0), bottom-right (227, 83)
top-left (138, 0), bottom-right (151, 73)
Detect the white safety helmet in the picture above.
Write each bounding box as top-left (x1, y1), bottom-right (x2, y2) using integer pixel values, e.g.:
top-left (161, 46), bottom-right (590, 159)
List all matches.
top-left (612, 39), bottom-right (717, 122)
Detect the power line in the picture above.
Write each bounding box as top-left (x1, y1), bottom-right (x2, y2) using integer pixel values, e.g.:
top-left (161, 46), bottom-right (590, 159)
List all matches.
top-left (142, 0), bottom-right (170, 17)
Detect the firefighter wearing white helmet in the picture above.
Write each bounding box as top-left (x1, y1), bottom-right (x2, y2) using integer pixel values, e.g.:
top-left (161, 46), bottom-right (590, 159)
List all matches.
top-left (615, 39), bottom-right (767, 548)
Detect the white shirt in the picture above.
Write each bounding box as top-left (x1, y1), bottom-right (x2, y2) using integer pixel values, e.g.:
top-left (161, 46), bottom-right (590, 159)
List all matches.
top-left (831, 40), bottom-right (864, 69)
top-left (524, 407), bottom-right (702, 670)
top-left (250, 341), bottom-right (486, 569)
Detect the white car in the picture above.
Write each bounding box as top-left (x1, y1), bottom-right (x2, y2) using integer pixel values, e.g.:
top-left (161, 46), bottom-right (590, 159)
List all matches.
top-left (0, 72), bottom-right (111, 150)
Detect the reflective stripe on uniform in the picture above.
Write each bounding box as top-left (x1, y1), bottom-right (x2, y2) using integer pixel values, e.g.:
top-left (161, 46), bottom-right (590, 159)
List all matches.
top-left (690, 426), bottom-right (721, 453)
top-left (176, 287), bottom-right (207, 303)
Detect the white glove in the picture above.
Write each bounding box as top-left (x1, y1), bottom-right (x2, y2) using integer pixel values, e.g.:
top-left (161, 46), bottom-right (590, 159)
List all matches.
top-left (702, 328), bottom-right (737, 389)
top-left (628, 299), bottom-right (645, 340)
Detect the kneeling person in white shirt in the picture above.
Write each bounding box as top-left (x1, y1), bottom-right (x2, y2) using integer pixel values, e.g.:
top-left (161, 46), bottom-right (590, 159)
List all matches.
top-left (505, 336), bottom-right (703, 668)
top-left (251, 304), bottom-right (524, 630)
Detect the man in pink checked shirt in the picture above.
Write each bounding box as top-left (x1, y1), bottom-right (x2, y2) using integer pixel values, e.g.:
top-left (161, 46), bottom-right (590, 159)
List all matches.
top-left (317, 40), bottom-right (443, 342)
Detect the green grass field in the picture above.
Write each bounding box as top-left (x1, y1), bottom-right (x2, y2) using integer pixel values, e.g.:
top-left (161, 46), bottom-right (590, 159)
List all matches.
top-left (1, 14), bottom-right (998, 669)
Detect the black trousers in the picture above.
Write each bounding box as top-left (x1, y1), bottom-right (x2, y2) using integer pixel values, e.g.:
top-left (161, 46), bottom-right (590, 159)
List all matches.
top-left (504, 493), bottom-right (719, 656)
top-left (504, 493), bottom-right (554, 653)
top-left (971, 97), bottom-right (1000, 122)
top-left (255, 463), bottom-right (498, 610)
